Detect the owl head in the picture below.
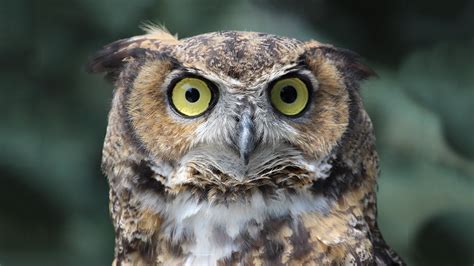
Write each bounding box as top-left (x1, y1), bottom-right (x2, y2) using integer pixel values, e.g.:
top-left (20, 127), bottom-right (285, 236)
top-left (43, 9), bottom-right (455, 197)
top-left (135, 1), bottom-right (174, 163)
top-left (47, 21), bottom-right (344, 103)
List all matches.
top-left (89, 27), bottom-right (375, 203)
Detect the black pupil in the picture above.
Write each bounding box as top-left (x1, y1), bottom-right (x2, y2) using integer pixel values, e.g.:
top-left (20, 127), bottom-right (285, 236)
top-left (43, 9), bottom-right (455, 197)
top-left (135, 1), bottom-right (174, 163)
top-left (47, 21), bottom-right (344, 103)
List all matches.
top-left (280, 86), bottom-right (297, 103)
top-left (185, 88), bottom-right (200, 103)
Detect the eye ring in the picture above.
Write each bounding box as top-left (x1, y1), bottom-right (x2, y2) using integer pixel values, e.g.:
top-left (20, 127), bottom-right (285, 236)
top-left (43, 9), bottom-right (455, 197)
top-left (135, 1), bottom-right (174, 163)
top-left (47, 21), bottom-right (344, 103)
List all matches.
top-left (167, 75), bottom-right (218, 118)
top-left (268, 75), bottom-right (311, 117)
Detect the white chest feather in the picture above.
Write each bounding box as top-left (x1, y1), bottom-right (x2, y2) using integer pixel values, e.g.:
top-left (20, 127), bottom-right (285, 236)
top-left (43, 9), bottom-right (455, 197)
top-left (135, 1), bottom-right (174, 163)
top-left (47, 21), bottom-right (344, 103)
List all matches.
top-left (141, 190), bottom-right (331, 265)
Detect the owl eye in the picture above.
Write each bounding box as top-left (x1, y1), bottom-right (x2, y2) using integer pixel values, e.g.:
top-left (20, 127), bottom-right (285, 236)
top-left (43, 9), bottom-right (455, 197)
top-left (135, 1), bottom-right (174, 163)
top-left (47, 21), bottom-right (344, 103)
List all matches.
top-left (169, 77), bottom-right (217, 117)
top-left (269, 77), bottom-right (310, 116)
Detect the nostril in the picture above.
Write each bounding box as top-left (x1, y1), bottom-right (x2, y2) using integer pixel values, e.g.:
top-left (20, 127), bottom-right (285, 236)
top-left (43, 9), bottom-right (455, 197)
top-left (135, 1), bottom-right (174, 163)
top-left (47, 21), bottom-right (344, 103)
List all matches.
top-left (234, 116), bottom-right (240, 123)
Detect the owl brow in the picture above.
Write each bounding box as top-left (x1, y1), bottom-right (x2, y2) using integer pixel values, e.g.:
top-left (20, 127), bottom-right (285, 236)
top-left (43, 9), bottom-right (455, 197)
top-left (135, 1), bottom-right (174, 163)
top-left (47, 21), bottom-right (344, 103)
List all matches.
top-left (274, 58), bottom-right (312, 78)
top-left (172, 66), bottom-right (202, 75)
top-left (160, 68), bottom-right (218, 93)
top-left (163, 68), bottom-right (207, 84)
top-left (169, 67), bottom-right (239, 88)
top-left (271, 66), bottom-right (314, 82)
top-left (293, 55), bottom-right (312, 70)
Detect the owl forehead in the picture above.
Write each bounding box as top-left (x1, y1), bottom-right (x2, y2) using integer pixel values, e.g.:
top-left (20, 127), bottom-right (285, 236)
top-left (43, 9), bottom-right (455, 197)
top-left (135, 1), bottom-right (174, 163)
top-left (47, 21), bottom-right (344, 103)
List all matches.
top-left (171, 31), bottom-right (305, 84)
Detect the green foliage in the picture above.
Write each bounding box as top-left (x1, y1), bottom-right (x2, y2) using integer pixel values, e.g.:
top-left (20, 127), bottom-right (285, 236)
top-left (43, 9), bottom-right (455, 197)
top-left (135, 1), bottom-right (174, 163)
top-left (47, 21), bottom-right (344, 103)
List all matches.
top-left (0, 0), bottom-right (472, 265)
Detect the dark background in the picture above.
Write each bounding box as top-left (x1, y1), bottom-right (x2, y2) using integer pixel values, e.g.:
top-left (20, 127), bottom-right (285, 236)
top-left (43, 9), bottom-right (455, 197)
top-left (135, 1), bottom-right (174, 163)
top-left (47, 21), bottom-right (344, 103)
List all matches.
top-left (1, 0), bottom-right (473, 265)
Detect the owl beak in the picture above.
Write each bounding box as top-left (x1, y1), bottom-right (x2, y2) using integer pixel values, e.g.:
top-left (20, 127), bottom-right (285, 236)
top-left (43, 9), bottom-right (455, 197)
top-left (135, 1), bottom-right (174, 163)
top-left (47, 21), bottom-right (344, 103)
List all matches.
top-left (237, 110), bottom-right (256, 165)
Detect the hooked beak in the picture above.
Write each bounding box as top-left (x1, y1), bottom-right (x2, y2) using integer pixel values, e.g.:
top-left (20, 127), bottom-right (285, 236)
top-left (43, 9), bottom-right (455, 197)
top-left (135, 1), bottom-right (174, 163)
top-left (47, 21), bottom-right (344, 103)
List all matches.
top-left (237, 109), bottom-right (256, 165)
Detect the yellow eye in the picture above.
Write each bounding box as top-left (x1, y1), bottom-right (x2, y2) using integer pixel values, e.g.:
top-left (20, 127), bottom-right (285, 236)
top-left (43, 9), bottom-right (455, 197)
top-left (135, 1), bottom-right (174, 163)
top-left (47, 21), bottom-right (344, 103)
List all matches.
top-left (169, 77), bottom-right (216, 117)
top-left (269, 77), bottom-right (309, 116)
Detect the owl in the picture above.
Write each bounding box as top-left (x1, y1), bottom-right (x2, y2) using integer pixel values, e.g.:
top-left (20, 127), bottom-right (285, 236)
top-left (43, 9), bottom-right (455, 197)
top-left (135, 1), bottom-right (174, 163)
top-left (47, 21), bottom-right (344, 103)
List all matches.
top-left (88, 26), bottom-right (404, 265)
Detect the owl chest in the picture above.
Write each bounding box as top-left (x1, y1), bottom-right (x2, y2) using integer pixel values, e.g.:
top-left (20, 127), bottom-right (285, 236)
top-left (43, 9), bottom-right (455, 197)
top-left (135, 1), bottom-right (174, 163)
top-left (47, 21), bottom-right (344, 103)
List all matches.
top-left (154, 192), bottom-right (373, 265)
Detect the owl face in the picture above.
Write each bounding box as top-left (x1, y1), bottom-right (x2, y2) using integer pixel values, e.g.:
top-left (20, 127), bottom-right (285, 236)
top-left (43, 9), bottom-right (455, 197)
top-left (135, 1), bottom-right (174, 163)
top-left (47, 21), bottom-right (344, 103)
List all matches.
top-left (90, 29), bottom-right (374, 201)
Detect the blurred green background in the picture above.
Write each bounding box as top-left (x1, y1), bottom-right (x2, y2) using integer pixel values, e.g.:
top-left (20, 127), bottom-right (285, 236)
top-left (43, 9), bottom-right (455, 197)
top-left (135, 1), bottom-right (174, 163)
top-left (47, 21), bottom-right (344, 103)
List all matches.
top-left (1, 0), bottom-right (473, 265)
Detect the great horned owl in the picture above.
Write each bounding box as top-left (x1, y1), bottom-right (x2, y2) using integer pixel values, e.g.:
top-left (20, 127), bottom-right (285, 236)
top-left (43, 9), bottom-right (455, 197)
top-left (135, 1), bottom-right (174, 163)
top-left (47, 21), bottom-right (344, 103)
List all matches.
top-left (88, 26), bottom-right (404, 265)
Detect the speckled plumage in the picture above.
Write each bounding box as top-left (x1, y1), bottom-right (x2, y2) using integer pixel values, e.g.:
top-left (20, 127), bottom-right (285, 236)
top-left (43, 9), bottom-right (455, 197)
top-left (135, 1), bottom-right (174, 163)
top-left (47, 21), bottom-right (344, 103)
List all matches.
top-left (88, 27), bottom-right (404, 265)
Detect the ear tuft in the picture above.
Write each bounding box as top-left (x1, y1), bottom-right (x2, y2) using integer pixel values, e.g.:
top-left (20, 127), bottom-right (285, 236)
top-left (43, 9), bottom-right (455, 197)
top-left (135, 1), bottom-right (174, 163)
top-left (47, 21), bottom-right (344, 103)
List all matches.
top-left (86, 38), bottom-right (147, 79)
top-left (324, 47), bottom-right (377, 81)
top-left (318, 46), bottom-right (377, 83)
top-left (303, 41), bottom-right (376, 87)
top-left (86, 26), bottom-right (179, 82)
